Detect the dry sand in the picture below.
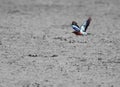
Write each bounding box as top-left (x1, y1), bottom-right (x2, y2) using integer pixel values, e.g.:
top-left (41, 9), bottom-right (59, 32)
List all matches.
top-left (0, 0), bottom-right (120, 87)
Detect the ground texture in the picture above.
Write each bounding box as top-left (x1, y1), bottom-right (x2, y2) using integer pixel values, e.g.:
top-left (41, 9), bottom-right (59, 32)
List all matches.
top-left (0, 0), bottom-right (120, 87)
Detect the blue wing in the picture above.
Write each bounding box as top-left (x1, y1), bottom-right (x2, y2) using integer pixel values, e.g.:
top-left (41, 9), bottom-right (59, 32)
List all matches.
top-left (72, 25), bottom-right (80, 32)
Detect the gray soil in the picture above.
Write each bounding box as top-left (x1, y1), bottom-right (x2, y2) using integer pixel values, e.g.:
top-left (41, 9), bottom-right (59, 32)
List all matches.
top-left (0, 0), bottom-right (120, 87)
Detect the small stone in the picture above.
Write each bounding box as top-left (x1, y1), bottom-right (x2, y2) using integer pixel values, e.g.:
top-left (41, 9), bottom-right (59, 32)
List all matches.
top-left (28, 54), bottom-right (38, 57)
top-left (111, 85), bottom-right (114, 87)
top-left (0, 41), bottom-right (2, 45)
top-left (98, 58), bottom-right (102, 60)
top-left (83, 82), bottom-right (86, 84)
top-left (51, 55), bottom-right (58, 57)
top-left (97, 85), bottom-right (101, 87)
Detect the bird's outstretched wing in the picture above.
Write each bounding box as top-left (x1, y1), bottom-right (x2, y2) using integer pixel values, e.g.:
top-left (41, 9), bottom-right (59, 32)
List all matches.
top-left (80, 17), bottom-right (92, 32)
top-left (72, 25), bottom-right (80, 32)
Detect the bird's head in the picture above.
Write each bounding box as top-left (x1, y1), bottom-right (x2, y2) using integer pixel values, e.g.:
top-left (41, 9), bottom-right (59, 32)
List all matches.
top-left (72, 21), bottom-right (77, 25)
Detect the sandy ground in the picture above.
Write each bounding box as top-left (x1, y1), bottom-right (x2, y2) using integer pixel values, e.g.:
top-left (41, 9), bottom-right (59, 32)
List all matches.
top-left (0, 0), bottom-right (120, 87)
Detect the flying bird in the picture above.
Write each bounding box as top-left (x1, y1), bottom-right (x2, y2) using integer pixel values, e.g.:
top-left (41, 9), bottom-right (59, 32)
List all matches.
top-left (71, 17), bottom-right (92, 35)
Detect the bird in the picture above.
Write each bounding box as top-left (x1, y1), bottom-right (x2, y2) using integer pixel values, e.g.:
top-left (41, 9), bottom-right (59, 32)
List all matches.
top-left (71, 17), bottom-right (92, 35)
